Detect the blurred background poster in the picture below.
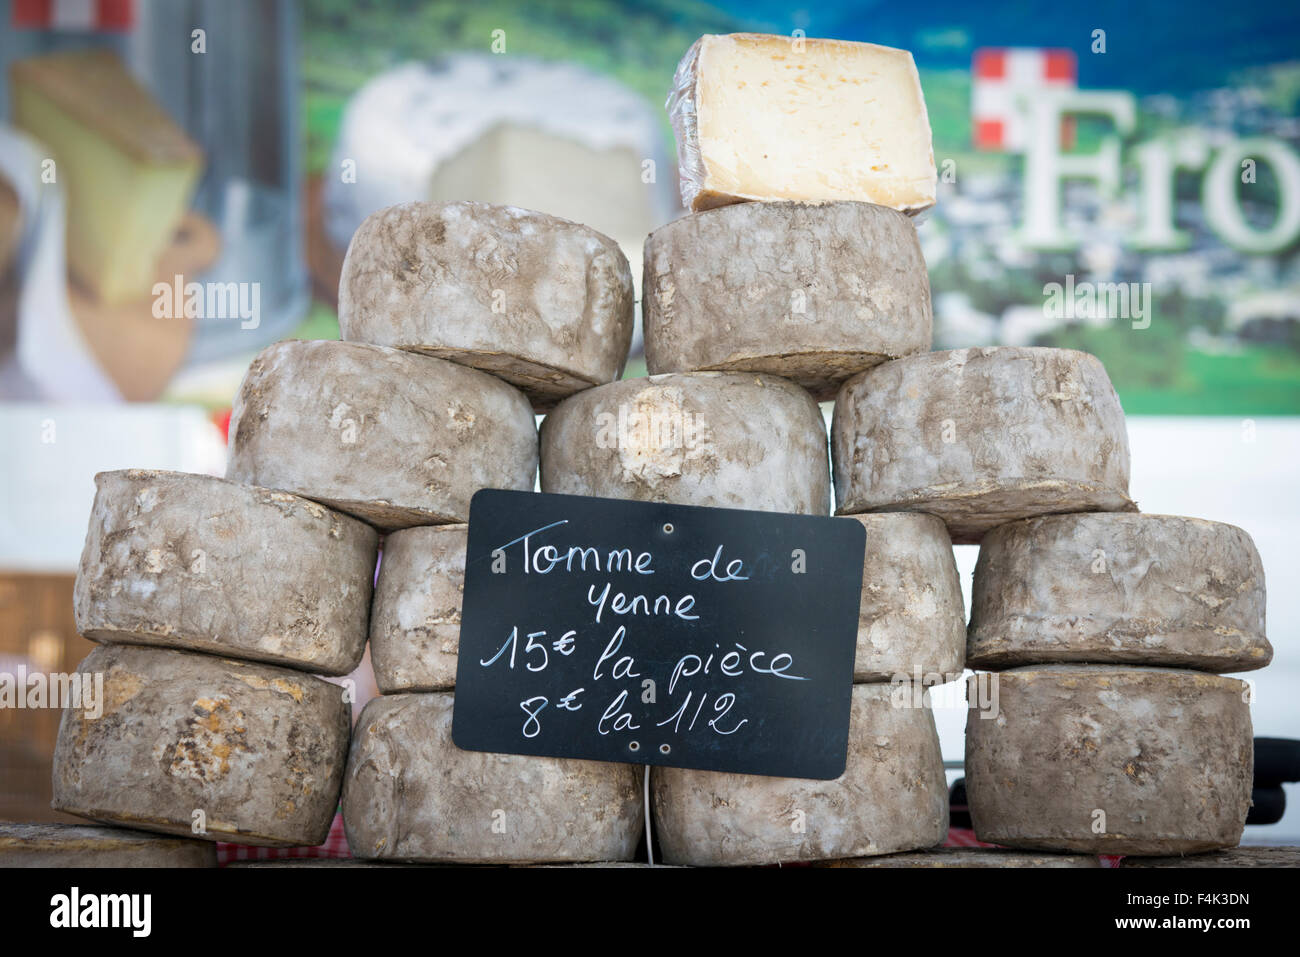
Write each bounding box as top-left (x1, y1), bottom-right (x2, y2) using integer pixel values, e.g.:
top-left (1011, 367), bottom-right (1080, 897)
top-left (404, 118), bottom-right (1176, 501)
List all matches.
top-left (0, 0), bottom-right (1296, 836)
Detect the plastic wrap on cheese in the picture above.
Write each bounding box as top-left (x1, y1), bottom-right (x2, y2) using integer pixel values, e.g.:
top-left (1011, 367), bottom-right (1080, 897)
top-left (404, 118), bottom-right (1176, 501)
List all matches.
top-left (665, 33), bottom-right (937, 214)
top-left (665, 37), bottom-right (705, 211)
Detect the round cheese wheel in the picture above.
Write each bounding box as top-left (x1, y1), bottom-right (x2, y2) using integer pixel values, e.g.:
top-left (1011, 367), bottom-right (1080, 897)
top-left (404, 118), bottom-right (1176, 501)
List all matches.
top-left (370, 524), bottom-right (466, 693)
top-left (844, 512), bottom-right (965, 680)
top-left (339, 201), bottom-right (634, 410)
top-left (342, 692), bottom-right (643, 864)
top-left (969, 513), bottom-right (1271, 672)
top-left (227, 340), bottom-right (538, 530)
top-left (832, 347), bottom-right (1134, 543)
top-left (541, 372), bottom-right (830, 514)
top-left (644, 201), bottom-right (931, 400)
top-left (965, 665), bottom-right (1253, 855)
top-left (650, 683), bottom-right (947, 866)
top-left (75, 469), bottom-right (378, 676)
top-left (0, 823), bottom-right (217, 868)
top-left (52, 644), bottom-right (351, 847)
top-left (816, 848), bottom-right (1101, 868)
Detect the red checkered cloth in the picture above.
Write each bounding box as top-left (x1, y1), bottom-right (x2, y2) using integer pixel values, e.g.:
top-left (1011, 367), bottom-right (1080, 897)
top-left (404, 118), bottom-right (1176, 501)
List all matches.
top-left (943, 826), bottom-right (998, 848)
top-left (216, 810), bottom-right (351, 866)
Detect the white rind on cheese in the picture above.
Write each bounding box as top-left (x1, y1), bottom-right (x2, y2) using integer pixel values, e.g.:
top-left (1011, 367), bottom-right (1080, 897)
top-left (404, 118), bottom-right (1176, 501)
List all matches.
top-left (74, 469), bottom-right (378, 676)
top-left (651, 683), bottom-right (947, 866)
top-left (322, 55), bottom-right (679, 257)
top-left (643, 200), bottom-right (932, 400)
top-left (832, 347), bottom-right (1135, 543)
top-left (969, 513), bottom-right (1271, 672)
top-left (342, 693), bottom-right (643, 864)
top-left (226, 340), bottom-right (538, 531)
top-left (668, 33), bottom-right (936, 213)
top-left (370, 524), bottom-right (467, 693)
top-left (339, 201), bottom-right (634, 410)
top-left (965, 665), bottom-right (1253, 855)
top-left (844, 513), bottom-right (965, 681)
top-left (540, 372), bottom-right (831, 515)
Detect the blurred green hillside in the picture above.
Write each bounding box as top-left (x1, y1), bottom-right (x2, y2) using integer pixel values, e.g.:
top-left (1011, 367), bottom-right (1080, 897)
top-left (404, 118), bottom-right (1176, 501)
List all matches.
top-left (301, 0), bottom-right (1001, 174)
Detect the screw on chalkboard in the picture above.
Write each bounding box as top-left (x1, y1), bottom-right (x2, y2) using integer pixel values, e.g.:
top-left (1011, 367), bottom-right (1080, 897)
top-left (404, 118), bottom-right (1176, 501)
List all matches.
top-left (659, 744), bottom-right (671, 755)
top-left (662, 523), bottom-right (674, 534)
top-left (629, 741), bottom-right (641, 752)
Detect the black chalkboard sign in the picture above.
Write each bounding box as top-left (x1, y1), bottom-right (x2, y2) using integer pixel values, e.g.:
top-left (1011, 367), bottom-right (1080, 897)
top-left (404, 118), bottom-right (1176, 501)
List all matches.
top-left (451, 489), bottom-right (865, 779)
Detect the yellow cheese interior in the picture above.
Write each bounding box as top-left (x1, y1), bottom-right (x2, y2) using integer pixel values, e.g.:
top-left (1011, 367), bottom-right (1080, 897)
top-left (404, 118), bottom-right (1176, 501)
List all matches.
top-left (0, 178), bottom-right (19, 276)
top-left (694, 33), bottom-right (936, 212)
top-left (11, 53), bottom-right (202, 305)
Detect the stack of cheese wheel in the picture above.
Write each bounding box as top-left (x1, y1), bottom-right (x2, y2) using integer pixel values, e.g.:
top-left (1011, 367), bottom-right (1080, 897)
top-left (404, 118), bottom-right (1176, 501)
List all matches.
top-left (333, 200), bottom-right (644, 864)
top-left (46, 469), bottom-right (377, 854)
top-left (42, 30), bottom-right (1273, 870)
top-left (964, 514), bottom-right (1270, 856)
top-left (543, 32), bottom-right (958, 866)
top-left (646, 30), bottom-right (1269, 865)
top-left (41, 200), bottom-right (635, 865)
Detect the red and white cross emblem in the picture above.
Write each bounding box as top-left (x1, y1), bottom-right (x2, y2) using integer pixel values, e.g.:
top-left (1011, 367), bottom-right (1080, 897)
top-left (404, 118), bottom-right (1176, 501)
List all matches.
top-left (972, 47), bottom-right (1077, 152)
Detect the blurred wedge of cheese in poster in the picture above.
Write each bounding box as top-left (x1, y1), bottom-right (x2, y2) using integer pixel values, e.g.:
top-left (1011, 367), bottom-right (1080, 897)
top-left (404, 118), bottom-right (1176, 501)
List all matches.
top-left (0, 0), bottom-right (306, 409)
top-left (0, 3), bottom-right (303, 809)
top-left (322, 54), bottom-right (680, 355)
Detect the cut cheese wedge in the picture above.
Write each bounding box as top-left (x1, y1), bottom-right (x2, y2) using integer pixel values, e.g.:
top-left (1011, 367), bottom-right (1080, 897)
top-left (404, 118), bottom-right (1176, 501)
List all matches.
top-left (668, 33), bottom-right (936, 213)
top-left (0, 175), bottom-right (20, 279)
top-left (10, 50), bottom-right (203, 305)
